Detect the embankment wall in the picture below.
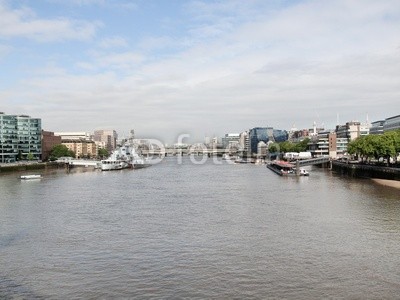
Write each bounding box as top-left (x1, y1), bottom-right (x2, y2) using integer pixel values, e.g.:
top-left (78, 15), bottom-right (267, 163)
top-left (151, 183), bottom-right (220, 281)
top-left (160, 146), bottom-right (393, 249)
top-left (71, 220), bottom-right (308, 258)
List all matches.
top-left (332, 161), bottom-right (400, 181)
top-left (0, 162), bottom-right (60, 173)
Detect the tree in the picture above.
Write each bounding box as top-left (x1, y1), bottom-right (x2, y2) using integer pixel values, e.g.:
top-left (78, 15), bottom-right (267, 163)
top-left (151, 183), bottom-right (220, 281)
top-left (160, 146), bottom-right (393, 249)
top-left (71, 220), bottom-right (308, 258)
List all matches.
top-left (50, 144), bottom-right (75, 160)
top-left (279, 141), bottom-right (294, 153)
top-left (376, 134), bottom-right (396, 166)
top-left (27, 153), bottom-right (34, 160)
top-left (293, 138), bottom-right (310, 152)
top-left (348, 134), bottom-right (378, 162)
top-left (98, 148), bottom-right (109, 158)
top-left (276, 138), bottom-right (310, 154)
top-left (268, 143), bottom-right (279, 153)
top-left (348, 130), bottom-right (400, 165)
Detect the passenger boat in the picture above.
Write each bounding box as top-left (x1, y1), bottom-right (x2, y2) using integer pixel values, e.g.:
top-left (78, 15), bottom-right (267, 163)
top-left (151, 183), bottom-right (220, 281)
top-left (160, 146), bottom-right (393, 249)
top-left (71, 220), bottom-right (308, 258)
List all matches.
top-left (20, 174), bottom-right (42, 180)
top-left (267, 161), bottom-right (309, 176)
top-left (101, 159), bottom-right (130, 171)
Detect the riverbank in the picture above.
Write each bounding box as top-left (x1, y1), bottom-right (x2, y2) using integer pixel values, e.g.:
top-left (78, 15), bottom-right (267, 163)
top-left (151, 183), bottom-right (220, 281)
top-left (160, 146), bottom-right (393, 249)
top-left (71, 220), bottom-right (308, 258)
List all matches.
top-left (0, 162), bottom-right (61, 173)
top-left (332, 161), bottom-right (400, 181)
top-left (371, 178), bottom-right (400, 189)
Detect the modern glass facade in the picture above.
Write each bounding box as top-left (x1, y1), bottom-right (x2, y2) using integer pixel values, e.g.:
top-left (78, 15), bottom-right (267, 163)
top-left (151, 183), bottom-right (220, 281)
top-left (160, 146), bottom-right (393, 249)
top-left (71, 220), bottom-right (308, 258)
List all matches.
top-left (249, 127), bottom-right (288, 154)
top-left (370, 120), bottom-right (384, 135)
top-left (383, 115), bottom-right (400, 132)
top-left (249, 127), bottom-right (272, 154)
top-left (0, 113), bottom-right (42, 163)
top-left (273, 129), bottom-right (289, 143)
top-left (0, 113), bottom-right (19, 163)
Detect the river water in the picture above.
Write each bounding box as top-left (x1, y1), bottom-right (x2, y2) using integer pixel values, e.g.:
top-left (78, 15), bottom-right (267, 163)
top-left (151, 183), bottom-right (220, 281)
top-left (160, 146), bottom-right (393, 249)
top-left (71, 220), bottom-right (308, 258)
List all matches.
top-left (0, 157), bottom-right (399, 299)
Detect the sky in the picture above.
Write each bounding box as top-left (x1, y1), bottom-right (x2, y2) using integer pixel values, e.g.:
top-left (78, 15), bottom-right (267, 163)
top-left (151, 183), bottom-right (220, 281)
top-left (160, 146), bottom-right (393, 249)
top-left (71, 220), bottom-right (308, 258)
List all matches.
top-left (1, 0), bottom-right (399, 143)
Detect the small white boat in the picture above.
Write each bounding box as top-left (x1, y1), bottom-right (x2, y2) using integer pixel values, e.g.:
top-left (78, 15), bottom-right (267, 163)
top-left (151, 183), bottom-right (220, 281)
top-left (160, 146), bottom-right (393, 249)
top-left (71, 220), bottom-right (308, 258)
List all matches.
top-left (20, 174), bottom-right (42, 180)
top-left (299, 169), bottom-right (310, 176)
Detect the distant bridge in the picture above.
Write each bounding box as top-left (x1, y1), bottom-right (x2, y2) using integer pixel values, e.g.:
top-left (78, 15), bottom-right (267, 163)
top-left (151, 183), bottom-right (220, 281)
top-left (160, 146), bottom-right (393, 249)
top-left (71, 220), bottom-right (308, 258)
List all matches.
top-left (141, 148), bottom-right (237, 156)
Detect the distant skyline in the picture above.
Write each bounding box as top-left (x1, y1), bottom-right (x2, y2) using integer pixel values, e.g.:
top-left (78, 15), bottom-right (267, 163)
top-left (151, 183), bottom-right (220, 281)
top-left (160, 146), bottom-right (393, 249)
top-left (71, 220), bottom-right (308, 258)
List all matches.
top-left (1, 0), bottom-right (399, 143)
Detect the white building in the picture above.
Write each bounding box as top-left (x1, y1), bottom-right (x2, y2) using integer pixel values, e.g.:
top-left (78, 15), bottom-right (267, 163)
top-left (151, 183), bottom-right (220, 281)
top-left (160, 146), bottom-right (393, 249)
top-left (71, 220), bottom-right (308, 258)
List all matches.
top-left (335, 121), bottom-right (369, 141)
top-left (55, 132), bottom-right (92, 141)
top-left (222, 133), bottom-right (240, 149)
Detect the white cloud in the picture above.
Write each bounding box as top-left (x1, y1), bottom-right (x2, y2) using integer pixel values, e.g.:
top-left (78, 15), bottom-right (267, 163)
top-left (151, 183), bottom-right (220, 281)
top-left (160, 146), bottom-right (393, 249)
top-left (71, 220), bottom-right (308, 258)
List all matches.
top-left (98, 36), bottom-right (128, 49)
top-left (82, 51), bottom-right (145, 71)
top-left (0, 3), bottom-right (100, 41)
top-left (3, 0), bottom-right (400, 141)
top-left (0, 44), bottom-right (12, 60)
top-left (138, 36), bottom-right (176, 51)
top-left (47, 0), bottom-right (137, 10)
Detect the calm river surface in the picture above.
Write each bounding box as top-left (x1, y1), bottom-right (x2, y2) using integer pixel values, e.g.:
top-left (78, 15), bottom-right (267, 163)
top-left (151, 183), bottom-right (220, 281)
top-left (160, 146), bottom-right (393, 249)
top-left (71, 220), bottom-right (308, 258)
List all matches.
top-left (1, 157), bottom-right (399, 299)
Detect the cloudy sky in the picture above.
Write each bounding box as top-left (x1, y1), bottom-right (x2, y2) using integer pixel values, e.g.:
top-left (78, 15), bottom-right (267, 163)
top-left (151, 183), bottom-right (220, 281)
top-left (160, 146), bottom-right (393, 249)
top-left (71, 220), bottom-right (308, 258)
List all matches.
top-left (1, 0), bottom-right (399, 143)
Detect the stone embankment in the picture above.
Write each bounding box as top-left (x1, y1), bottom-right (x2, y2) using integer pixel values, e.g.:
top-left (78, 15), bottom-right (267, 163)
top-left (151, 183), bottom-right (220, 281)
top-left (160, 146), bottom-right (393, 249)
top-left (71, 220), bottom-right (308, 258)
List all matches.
top-left (0, 162), bottom-right (60, 173)
top-left (332, 161), bottom-right (400, 181)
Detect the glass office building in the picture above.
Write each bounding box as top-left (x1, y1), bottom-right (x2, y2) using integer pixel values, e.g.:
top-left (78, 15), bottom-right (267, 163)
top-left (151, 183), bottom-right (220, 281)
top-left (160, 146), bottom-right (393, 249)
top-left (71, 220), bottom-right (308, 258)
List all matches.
top-left (383, 115), bottom-right (400, 132)
top-left (273, 129), bottom-right (289, 143)
top-left (249, 127), bottom-right (288, 154)
top-left (0, 113), bottom-right (19, 163)
top-left (0, 113), bottom-right (42, 162)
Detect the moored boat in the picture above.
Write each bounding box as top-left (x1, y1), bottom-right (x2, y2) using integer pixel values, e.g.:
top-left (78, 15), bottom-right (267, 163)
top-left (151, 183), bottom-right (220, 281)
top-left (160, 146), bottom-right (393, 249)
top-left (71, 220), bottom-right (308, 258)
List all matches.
top-left (131, 154), bottom-right (151, 169)
top-left (20, 174), bottom-right (42, 180)
top-left (267, 161), bottom-right (309, 176)
top-left (101, 159), bottom-right (130, 171)
top-left (101, 145), bottom-right (132, 171)
top-left (101, 137), bottom-right (151, 171)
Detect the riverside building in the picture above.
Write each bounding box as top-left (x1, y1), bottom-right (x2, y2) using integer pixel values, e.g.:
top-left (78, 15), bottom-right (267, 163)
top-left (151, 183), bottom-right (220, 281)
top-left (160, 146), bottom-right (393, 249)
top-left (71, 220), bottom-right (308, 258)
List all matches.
top-left (222, 133), bottom-right (240, 149)
top-left (93, 130), bottom-right (118, 153)
top-left (369, 120), bottom-right (385, 135)
top-left (383, 115), bottom-right (400, 132)
top-left (335, 121), bottom-right (370, 141)
top-left (62, 139), bottom-right (97, 159)
top-left (0, 112), bottom-right (42, 163)
top-left (54, 132), bottom-right (92, 141)
top-left (41, 131), bottom-right (62, 161)
top-left (249, 127), bottom-right (288, 155)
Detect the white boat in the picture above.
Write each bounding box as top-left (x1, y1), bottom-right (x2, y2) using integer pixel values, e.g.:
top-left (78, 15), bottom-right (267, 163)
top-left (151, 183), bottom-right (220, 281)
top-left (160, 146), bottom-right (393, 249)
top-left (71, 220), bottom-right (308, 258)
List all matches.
top-left (101, 145), bottom-right (132, 171)
top-left (101, 135), bottom-right (151, 171)
top-left (298, 168), bottom-right (310, 176)
top-left (101, 159), bottom-right (130, 171)
top-left (131, 153), bottom-right (151, 169)
top-left (20, 174), bottom-right (42, 180)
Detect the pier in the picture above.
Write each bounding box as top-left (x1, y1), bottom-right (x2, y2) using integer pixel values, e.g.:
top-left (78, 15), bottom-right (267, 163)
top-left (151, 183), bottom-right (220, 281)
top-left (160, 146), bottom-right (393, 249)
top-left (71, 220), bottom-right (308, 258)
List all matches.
top-left (65, 159), bottom-right (101, 169)
top-left (297, 156), bottom-right (331, 167)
